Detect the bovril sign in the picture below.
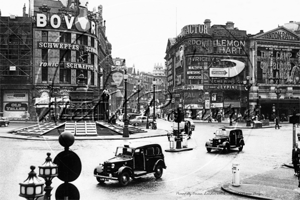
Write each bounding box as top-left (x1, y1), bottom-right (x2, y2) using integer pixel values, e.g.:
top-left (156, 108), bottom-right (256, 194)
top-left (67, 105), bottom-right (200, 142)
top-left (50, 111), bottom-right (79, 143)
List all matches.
top-left (36, 6), bottom-right (96, 34)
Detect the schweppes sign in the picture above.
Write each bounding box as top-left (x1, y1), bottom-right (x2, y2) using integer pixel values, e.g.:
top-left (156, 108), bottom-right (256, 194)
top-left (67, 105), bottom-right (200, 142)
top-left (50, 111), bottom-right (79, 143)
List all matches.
top-left (36, 6), bottom-right (96, 35)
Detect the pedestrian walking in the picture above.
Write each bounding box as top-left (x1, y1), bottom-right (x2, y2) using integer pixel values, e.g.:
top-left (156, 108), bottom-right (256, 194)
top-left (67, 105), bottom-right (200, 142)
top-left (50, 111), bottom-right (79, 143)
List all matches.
top-left (292, 143), bottom-right (300, 176)
top-left (275, 116), bottom-right (280, 129)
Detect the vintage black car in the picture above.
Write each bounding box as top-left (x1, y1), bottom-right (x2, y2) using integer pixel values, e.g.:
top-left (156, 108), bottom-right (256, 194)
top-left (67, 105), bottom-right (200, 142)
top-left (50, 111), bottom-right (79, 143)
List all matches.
top-left (94, 144), bottom-right (167, 186)
top-left (0, 117), bottom-right (10, 127)
top-left (205, 128), bottom-right (245, 153)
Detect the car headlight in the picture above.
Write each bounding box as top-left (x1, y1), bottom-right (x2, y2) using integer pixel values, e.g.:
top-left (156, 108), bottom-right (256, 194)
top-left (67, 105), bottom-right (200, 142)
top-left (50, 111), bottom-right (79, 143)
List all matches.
top-left (218, 139), bottom-right (221, 143)
top-left (111, 164), bottom-right (115, 168)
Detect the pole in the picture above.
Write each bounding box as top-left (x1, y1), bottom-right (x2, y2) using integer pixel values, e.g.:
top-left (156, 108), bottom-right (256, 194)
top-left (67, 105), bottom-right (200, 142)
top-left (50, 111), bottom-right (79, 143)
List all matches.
top-left (293, 123), bottom-right (296, 148)
top-left (123, 70), bottom-right (129, 137)
top-left (54, 97), bottom-right (57, 125)
top-left (137, 85), bottom-right (140, 114)
top-left (153, 82), bottom-right (156, 123)
top-left (246, 85), bottom-right (251, 126)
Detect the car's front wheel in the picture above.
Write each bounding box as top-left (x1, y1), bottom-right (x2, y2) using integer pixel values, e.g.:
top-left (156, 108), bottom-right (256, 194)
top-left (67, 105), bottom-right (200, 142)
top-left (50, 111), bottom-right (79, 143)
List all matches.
top-left (118, 171), bottom-right (130, 186)
top-left (154, 165), bottom-right (163, 179)
top-left (239, 145), bottom-right (244, 151)
top-left (4, 123), bottom-right (8, 127)
top-left (206, 148), bottom-right (211, 153)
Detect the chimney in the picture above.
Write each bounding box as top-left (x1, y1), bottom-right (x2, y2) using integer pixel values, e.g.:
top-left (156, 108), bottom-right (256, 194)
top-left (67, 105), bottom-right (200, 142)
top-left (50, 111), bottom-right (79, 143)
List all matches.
top-left (226, 21), bottom-right (234, 29)
top-left (204, 19), bottom-right (211, 28)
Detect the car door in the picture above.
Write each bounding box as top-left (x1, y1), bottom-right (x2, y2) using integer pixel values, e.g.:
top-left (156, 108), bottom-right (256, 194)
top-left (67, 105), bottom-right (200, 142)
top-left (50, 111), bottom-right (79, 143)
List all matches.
top-left (134, 148), bottom-right (145, 171)
top-left (229, 130), bottom-right (236, 146)
top-left (145, 146), bottom-right (156, 172)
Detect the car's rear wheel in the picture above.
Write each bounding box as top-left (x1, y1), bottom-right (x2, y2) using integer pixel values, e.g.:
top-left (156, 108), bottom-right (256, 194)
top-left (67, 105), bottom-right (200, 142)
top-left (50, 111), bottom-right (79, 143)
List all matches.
top-left (239, 145), bottom-right (244, 151)
top-left (4, 123), bottom-right (8, 127)
top-left (206, 148), bottom-right (211, 153)
top-left (118, 171), bottom-right (130, 186)
top-left (154, 165), bottom-right (163, 179)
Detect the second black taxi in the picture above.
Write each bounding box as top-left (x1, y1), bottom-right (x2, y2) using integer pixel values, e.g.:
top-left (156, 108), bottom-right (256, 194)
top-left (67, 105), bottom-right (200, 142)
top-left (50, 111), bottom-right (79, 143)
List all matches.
top-left (205, 128), bottom-right (245, 153)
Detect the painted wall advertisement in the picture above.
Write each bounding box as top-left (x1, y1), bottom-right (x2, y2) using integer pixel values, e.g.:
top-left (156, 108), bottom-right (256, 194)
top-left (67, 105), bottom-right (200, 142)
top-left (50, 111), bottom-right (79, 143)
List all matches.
top-left (3, 92), bottom-right (29, 120)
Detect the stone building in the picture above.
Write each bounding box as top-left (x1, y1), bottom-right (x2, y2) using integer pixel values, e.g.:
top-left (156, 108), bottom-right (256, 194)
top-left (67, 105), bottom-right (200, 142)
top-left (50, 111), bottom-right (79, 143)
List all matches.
top-left (0, 0), bottom-right (113, 120)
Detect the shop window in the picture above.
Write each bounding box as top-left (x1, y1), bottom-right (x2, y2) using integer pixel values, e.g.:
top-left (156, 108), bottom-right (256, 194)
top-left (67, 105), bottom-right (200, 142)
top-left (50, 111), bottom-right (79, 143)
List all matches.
top-left (91, 37), bottom-right (94, 47)
top-left (59, 68), bottom-right (71, 84)
top-left (42, 65), bottom-right (48, 82)
top-left (60, 32), bottom-right (71, 43)
top-left (41, 49), bottom-right (48, 82)
top-left (60, 49), bottom-right (71, 62)
top-left (90, 71), bottom-right (94, 85)
top-left (76, 51), bottom-right (88, 63)
top-left (76, 34), bottom-right (87, 46)
top-left (90, 53), bottom-right (94, 65)
top-left (42, 31), bottom-right (48, 42)
top-left (76, 70), bottom-right (87, 84)
top-left (42, 49), bottom-right (48, 62)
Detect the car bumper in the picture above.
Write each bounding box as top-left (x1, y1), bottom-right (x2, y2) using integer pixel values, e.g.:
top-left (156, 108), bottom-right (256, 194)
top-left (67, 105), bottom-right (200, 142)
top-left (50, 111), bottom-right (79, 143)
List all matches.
top-left (206, 144), bottom-right (225, 150)
top-left (94, 174), bottom-right (118, 181)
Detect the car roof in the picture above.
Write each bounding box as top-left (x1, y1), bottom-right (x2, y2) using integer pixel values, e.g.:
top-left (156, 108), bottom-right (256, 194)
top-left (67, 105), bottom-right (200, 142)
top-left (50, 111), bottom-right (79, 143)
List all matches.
top-left (118, 143), bottom-right (162, 149)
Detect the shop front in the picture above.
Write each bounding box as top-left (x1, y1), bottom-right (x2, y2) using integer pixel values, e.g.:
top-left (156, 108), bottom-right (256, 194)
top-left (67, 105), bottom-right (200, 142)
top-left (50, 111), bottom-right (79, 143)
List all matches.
top-left (3, 91), bottom-right (29, 120)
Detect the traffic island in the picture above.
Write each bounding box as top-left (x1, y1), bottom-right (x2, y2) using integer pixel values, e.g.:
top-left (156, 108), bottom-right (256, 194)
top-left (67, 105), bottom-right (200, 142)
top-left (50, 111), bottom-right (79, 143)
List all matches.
top-left (165, 134), bottom-right (193, 152)
top-left (165, 147), bottom-right (193, 152)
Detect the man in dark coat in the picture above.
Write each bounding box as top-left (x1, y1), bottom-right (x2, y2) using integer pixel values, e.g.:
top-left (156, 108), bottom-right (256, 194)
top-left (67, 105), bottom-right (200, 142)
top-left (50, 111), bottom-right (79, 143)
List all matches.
top-left (292, 143), bottom-right (300, 176)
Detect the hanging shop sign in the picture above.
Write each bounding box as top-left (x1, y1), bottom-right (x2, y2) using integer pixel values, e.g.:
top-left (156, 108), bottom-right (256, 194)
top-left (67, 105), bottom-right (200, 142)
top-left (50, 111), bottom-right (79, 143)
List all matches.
top-left (204, 84), bottom-right (241, 90)
top-left (64, 62), bottom-right (94, 71)
top-left (209, 59), bottom-right (245, 78)
top-left (213, 39), bottom-right (246, 55)
top-left (176, 24), bottom-right (210, 43)
top-left (37, 42), bottom-right (97, 54)
top-left (5, 102), bottom-right (27, 111)
top-left (260, 29), bottom-right (298, 41)
top-left (3, 92), bottom-right (28, 120)
top-left (35, 6), bottom-right (96, 34)
top-left (256, 45), bottom-right (300, 84)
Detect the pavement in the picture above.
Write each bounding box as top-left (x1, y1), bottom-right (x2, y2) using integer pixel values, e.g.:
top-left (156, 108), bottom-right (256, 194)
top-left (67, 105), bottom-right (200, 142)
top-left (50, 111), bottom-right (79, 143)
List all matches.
top-left (2, 120), bottom-right (299, 199)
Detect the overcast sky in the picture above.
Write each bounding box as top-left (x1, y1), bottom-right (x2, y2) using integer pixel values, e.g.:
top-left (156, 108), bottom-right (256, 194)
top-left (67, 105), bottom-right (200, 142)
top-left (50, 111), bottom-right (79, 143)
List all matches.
top-left (2, 0), bottom-right (300, 73)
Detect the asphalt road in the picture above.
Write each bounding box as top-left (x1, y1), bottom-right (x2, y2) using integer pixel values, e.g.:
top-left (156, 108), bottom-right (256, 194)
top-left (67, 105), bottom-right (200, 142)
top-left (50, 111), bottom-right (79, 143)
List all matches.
top-left (0, 120), bottom-right (294, 200)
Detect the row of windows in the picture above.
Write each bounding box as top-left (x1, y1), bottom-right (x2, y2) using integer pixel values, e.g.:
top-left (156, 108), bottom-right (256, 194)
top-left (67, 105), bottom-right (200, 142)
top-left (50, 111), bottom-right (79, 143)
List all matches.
top-left (42, 31), bottom-right (95, 48)
top-left (41, 31), bottom-right (96, 85)
top-left (41, 67), bottom-right (95, 85)
top-left (41, 49), bottom-right (95, 64)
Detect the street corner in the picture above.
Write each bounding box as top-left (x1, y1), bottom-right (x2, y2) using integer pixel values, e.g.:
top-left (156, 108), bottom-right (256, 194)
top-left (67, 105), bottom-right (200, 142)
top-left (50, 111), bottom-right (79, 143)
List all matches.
top-left (221, 183), bottom-right (300, 200)
top-left (221, 183), bottom-right (271, 199)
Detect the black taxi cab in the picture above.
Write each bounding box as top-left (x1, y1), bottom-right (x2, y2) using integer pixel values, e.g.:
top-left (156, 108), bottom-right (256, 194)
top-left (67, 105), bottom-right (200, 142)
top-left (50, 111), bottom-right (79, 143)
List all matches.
top-left (205, 128), bottom-right (245, 153)
top-left (94, 144), bottom-right (166, 186)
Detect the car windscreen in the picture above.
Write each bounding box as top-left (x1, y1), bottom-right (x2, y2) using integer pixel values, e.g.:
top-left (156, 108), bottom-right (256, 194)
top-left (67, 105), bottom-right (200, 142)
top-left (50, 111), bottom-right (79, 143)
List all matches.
top-left (215, 129), bottom-right (229, 136)
top-left (115, 147), bottom-right (133, 157)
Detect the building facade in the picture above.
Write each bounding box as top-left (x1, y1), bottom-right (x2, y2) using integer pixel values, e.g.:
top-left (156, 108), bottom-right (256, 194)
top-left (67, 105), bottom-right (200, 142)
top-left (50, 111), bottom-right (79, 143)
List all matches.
top-left (165, 20), bottom-right (250, 119)
top-left (0, 0), bottom-right (112, 120)
top-left (249, 22), bottom-right (300, 120)
top-left (0, 14), bottom-right (33, 120)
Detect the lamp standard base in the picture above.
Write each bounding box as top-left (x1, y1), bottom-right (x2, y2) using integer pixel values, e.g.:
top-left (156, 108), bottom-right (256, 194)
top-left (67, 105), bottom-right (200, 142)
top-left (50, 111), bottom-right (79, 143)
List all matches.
top-left (123, 126), bottom-right (129, 137)
top-left (246, 120), bottom-right (251, 127)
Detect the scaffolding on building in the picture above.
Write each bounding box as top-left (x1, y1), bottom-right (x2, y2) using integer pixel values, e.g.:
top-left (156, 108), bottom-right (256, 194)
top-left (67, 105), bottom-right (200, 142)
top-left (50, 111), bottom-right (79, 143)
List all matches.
top-left (0, 16), bottom-right (33, 84)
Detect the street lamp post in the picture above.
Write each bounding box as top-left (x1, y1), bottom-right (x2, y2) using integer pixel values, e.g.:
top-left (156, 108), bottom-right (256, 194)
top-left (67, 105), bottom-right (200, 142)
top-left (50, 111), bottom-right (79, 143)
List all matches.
top-left (123, 70), bottom-right (129, 137)
top-left (152, 78), bottom-right (157, 129)
top-left (137, 80), bottom-right (140, 114)
top-left (19, 166), bottom-right (45, 200)
top-left (243, 76), bottom-right (252, 127)
top-left (275, 86), bottom-right (281, 124)
top-left (39, 153), bottom-right (58, 200)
